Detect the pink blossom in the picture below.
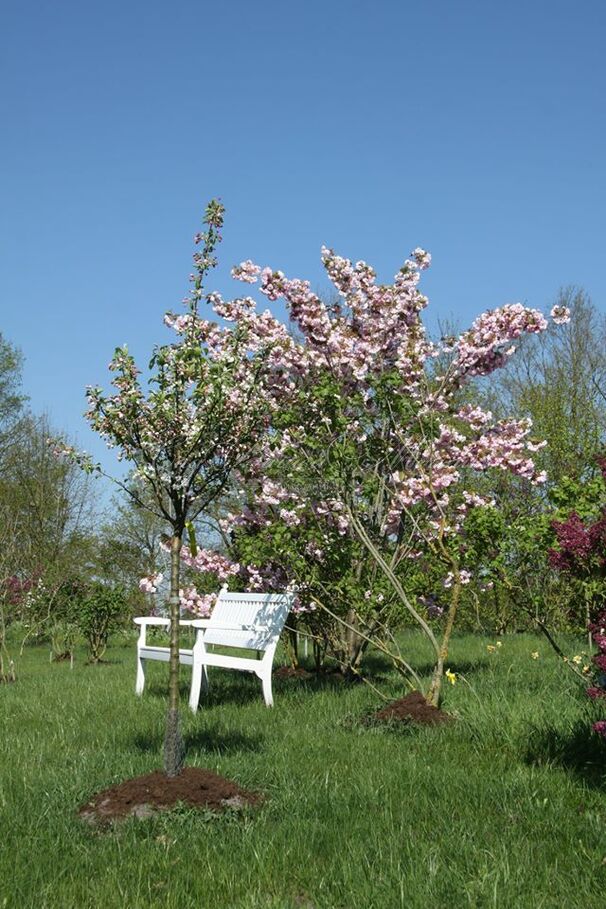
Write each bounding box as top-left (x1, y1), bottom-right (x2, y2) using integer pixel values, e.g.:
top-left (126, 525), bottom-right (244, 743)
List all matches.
top-left (139, 572), bottom-right (164, 594)
top-left (231, 260), bottom-right (262, 284)
top-left (550, 304), bottom-right (571, 325)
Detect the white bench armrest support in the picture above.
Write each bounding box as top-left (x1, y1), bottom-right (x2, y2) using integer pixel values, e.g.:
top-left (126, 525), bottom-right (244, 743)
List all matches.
top-left (133, 617), bottom-right (170, 627)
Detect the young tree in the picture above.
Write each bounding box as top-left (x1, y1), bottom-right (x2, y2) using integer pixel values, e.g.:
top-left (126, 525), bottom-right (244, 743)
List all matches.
top-left (69, 581), bottom-right (130, 663)
top-left (68, 201), bottom-right (273, 775)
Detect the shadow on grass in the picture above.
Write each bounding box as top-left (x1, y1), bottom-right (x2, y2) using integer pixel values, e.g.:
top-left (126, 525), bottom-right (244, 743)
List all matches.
top-left (83, 659), bottom-right (125, 667)
top-left (133, 722), bottom-right (263, 756)
top-left (359, 651), bottom-right (393, 675)
top-left (402, 659), bottom-right (489, 678)
top-left (144, 677), bottom-right (262, 707)
top-left (524, 720), bottom-right (606, 789)
top-left (274, 668), bottom-right (392, 695)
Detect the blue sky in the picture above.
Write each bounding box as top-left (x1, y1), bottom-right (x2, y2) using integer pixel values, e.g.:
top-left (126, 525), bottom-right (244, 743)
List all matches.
top-left (1, 0), bottom-right (605, 478)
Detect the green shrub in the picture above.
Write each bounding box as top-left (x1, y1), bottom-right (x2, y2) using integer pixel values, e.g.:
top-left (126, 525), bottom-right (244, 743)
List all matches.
top-left (69, 582), bottom-right (128, 663)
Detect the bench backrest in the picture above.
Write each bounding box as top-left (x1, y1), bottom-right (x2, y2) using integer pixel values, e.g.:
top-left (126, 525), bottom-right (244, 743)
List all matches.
top-left (203, 589), bottom-right (295, 651)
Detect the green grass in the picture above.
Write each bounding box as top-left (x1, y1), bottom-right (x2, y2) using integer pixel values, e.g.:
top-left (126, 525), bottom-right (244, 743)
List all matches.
top-left (2, 632), bottom-right (606, 908)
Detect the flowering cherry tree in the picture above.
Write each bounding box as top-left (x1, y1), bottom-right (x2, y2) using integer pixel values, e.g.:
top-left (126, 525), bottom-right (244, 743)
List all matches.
top-left (77, 201), bottom-right (273, 775)
top-left (184, 245), bottom-right (570, 704)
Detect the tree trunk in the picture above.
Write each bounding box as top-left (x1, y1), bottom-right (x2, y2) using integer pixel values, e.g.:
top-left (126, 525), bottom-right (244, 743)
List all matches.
top-left (348, 616), bottom-right (370, 674)
top-left (335, 608), bottom-right (364, 679)
top-left (313, 639), bottom-right (324, 673)
top-left (427, 578), bottom-right (461, 707)
top-left (286, 616), bottom-right (299, 668)
top-left (163, 533), bottom-right (185, 777)
top-left (0, 608), bottom-right (16, 684)
top-left (345, 608), bottom-right (359, 662)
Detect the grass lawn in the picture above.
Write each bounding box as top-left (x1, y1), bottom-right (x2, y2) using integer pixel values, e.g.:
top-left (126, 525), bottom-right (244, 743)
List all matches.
top-left (2, 631), bottom-right (606, 908)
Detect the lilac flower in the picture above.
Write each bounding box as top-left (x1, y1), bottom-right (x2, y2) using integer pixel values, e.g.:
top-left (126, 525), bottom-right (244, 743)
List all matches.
top-left (586, 687), bottom-right (606, 700)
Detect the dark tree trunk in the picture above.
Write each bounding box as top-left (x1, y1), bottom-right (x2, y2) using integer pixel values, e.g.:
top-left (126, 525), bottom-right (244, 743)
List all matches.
top-left (163, 533), bottom-right (185, 777)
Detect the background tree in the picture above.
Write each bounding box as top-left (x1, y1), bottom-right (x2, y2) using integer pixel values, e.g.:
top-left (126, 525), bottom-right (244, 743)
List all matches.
top-left (457, 289), bottom-right (606, 639)
top-left (0, 333), bottom-right (26, 680)
top-left (68, 581), bottom-right (130, 663)
top-left (95, 484), bottom-right (168, 596)
top-left (486, 287), bottom-right (606, 481)
top-left (0, 408), bottom-right (97, 673)
top-left (0, 332), bottom-right (26, 456)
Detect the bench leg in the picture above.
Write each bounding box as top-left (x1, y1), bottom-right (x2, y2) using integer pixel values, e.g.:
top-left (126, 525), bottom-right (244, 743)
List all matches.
top-left (189, 662), bottom-right (209, 713)
top-left (135, 653), bottom-right (145, 696)
top-left (261, 670), bottom-right (273, 707)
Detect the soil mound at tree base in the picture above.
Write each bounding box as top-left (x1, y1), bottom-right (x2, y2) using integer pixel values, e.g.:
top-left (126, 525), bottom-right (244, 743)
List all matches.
top-left (368, 691), bottom-right (452, 727)
top-left (78, 768), bottom-right (260, 825)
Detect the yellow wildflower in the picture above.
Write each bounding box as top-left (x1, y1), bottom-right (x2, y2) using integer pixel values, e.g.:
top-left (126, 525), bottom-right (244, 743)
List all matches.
top-left (572, 655), bottom-right (582, 665)
top-left (531, 651), bottom-right (540, 660)
top-left (487, 644), bottom-right (496, 653)
top-left (583, 665), bottom-right (591, 674)
top-left (445, 669), bottom-right (457, 685)
top-left (496, 641), bottom-right (502, 648)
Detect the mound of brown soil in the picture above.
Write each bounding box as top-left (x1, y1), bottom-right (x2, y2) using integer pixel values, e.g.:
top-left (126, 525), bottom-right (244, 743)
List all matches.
top-left (78, 768), bottom-right (260, 825)
top-left (369, 691), bottom-right (451, 727)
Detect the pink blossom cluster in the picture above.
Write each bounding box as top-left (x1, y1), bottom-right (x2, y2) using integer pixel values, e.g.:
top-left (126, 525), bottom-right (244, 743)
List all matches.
top-left (180, 546), bottom-right (240, 580)
top-left (453, 304), bottom-right (548, 380)
top-left (443, 570), bottom-right (472, 589)
top-left (139, 572), bottom-right (163, 594)
top-left (457, 405), bottom-right (493, 429)
top-left (179, 586), bottom-right (215, 617)
top-left (456, 419), bottom-right (547, 485)
top-left (226, 245), bottom-right (437, 394)
top-left (550, 304), bottom-right (571, 325)
top-left (231, 260), bottom-right (262, 284)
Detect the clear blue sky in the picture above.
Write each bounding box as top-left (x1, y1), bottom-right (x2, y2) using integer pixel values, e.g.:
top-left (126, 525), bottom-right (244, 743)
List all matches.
top-left (1, 0), bottom-right (605, 477)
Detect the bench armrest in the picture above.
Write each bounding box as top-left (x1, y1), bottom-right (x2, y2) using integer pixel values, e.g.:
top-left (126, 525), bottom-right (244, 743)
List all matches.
top-left (134, 618), bottom-right (197, 627)
top-left (134, 617), bottom-right (170, 627)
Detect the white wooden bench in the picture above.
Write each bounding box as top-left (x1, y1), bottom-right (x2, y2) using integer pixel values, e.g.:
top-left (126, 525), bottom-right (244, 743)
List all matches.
top-left (134, 586), bottom-right (295, 711)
